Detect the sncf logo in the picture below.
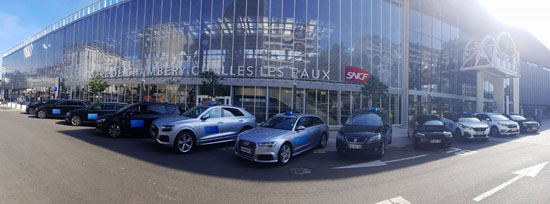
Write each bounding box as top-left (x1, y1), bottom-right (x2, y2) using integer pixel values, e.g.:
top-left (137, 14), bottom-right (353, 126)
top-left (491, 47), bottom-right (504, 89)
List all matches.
top-left (345, 66), bottom-right (370, 83)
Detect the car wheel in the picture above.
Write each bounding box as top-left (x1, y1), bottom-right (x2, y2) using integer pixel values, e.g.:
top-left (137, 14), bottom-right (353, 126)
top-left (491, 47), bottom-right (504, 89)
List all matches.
top-left (174, 131), bottom-right (195, 154)
top-left (71, 115), bottom-right (81, 126)
top-left (28, 108), bottom-right (35, 114)
top-left (37, 110), bottom-right (47, 119)
top-left (318, 133), bottom-right (328, 149)
top-left (277, 143), bottom-right (292, 165)
top-left (490, 126), bottom-right (500, 137)
top-left (377, 139), bottom-right (386, 158)
top-left (108, 125), bottom-right (121, 138)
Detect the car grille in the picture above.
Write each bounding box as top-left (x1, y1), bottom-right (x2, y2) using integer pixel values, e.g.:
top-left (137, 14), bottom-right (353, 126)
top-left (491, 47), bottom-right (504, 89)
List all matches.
top-left (506, 124), bottom-right (517, 128)
top-left (345, 137), bottom-right (367, 144)
top-left (238, 140), bottom-right (256, 158)
top-left (473, 128), bottom-right (486, 131)
top-left (527, 123), bottom-right (539, 127)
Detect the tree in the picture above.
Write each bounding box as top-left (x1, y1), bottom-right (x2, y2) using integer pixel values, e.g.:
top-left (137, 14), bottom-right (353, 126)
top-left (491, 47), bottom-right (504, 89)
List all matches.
top-left (88, 72), bottom-right (109, 103)
top-left (361, 76), bottom-right (389, 108)
top-left (199, 71), bottom-right (225, 102)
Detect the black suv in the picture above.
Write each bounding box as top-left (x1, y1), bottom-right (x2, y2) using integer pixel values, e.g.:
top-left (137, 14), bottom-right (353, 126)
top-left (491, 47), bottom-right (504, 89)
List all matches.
top-left (95, 102), bottom-right (180, 138)
top-left (336, 108), bottom-right (392, 158)
top-left (26, 100), bottom-right (58, 114)
top-left (409, 115), bottom-right (453, 149)
top-left (65, 102), bottom-right (127, 126)
top-left (505, 114), bottom-right (540, 133)
top-left (35, 100), bottom-right (89, 119)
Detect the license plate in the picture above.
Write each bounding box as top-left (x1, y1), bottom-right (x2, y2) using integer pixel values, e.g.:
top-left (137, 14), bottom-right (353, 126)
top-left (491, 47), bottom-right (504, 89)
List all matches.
top-left (240, 146), bottom-right (252, 154)
top-left (476, 131), bottom-right (486, 135)
top-left (348, 144), bottom-right (362, 149)
top-left (430, 140), bottom-right (441, 143)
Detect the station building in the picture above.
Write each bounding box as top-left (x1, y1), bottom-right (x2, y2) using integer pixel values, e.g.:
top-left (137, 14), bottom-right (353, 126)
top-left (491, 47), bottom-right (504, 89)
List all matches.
top-left (2, 0), bottom-right (550, 126)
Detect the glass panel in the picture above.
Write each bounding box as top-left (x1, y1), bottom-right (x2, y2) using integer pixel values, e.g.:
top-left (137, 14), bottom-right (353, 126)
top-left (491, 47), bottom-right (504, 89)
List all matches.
top-left (328, 90), bottom-right (338, 125)
top-left (255, 87), bottom-right (267, 122)
top-left (268, 87), bottom-right (280, 118)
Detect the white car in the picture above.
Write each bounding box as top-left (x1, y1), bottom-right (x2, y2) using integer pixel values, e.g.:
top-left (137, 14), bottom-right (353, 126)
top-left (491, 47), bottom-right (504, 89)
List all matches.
top-left (441, 112), bottom-right (489, 141)
top-left (474, 113), bottom-right (520, 136)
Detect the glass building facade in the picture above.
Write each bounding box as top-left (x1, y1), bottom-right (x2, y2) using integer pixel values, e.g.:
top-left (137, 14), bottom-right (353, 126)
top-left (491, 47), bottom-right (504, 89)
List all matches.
top-left (1, 0), bottom-right (534, 125)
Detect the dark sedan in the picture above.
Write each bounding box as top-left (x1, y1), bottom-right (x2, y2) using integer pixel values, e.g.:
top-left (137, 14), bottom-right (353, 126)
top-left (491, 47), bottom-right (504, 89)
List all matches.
top-left (65, 102), bottom-right (127, 126)
top-left (505, 114), bottom-right (540, 133)
top-left (35, 100), bottom-right (89, 119)
top-left (26, 100), bottom-right (58, 114)
top-left (409, 115), bottom-right (453, 149)
top-left (336, 108), bottom-right (392, 158)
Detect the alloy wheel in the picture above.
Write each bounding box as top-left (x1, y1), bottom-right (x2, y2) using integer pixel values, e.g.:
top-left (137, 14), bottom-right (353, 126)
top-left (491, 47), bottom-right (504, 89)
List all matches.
top-left (38, 111), bottom-right (46, 119)
top-left (71, 116), bottom-right (81, 126)
top-left (177, 134), bottom-right (193, 153)
top-left (320, 134), bottom-right (328, 148)
top-left (279, 144), bottom-right (291, 164)
top-left (108, 125), bottom-right (121, 138)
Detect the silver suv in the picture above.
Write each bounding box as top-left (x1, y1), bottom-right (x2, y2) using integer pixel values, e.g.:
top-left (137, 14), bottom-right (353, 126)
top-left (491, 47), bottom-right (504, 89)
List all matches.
top-left (151, 105), bottom-right (257, 154)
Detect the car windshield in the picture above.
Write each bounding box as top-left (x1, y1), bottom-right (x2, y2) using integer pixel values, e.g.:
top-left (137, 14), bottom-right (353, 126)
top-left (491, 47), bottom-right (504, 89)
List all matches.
top-left (510, 115), bottom-right (526, 120)
top-left (261, 116), bottom-right (297, 130)
top-left (115, 104), bottom-right (135, 114)
top-left (458, 117), bottom-right (481, 122)
top-left (423, 120), bottom-right (444, 126)
top-left (345, 113), bottom-right (382, 126)
top-left (181, 106), bottom-right (209, 118)
top-left (489, 114), bottom-right (509, 121)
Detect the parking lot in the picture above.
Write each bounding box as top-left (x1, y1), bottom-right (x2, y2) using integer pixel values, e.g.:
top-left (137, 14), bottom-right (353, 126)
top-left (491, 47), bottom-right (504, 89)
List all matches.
top-left (1, 105), bottom-right (550, 204)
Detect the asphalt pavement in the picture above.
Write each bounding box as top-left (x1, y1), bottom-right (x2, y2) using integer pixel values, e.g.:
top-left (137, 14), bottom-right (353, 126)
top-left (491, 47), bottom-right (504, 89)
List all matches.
top-left (1, 106), bottom-right (549, 204)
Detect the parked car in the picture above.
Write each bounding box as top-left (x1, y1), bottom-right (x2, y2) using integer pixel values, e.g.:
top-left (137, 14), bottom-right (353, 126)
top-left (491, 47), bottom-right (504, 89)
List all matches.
top-left (64, 102), bottom-right (127, 126)
top-left (26, 100), bottom-right (58, 114)
top-left (35, 100), bottom-right (89, 119)
top-left (336, 108), bottom-right (392, 158)
top-left (95, 102), bottom-right (180, 138)
top-left (151, 104), bottom-right (256, 154)
top-left (409, 114), bottom-right (453, 148)
top-left (475, 113), bottom-right (520, 136)
top-left (235, 112), bottom-right (328, 165)
top-left (505, 114), bottom-right (540, 133)
top-left (441, 112), bottom-right (489, 141)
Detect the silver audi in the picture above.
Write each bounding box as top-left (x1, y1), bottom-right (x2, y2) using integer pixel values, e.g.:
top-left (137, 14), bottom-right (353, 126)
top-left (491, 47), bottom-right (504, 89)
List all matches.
top-left (235, 112), bottom-right (329, 165)
top-left (151, 105), bottom-right (256, 154)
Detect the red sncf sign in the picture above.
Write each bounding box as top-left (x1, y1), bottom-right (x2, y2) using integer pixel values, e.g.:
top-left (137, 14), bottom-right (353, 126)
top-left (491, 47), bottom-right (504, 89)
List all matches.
top-left (345, 66), bottom-right (370, 83)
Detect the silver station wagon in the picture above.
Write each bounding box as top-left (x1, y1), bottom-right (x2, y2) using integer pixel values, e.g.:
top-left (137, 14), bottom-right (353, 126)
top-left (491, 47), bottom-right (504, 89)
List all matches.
top-left (235, 112), bottom-right (329, 165)
top-left (151, 104), bottom-right (257, 154)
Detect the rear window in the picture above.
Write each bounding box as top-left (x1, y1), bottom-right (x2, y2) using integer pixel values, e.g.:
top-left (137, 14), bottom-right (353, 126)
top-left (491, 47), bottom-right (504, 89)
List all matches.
top-left (423, 120), bottom-right (444, 126)
top-left (166, 105), bottom-right (178, 114)
top-left (103, 104), bottom-right (116, 110)
top-left (147, 104), bottom-right (166, 114)
top-left (223, 108), bottom-right (244, 117)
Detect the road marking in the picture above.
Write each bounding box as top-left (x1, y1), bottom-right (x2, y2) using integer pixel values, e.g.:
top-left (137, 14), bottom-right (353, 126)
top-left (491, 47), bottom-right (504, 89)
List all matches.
top-left (375, 196), bottom-right (412, 204)
top-left (332, 155), bottom-right (427, 169)
top-left (473, 161), bottom-right (548, 202)
top-left (443, 147), bottom-right (477, 156)
top-left (445, 147), bottom-right (462, 153)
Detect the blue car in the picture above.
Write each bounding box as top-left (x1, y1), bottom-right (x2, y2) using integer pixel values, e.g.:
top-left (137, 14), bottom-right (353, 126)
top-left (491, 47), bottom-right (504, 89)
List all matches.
top-left (235, 112), bottom-right (329, 165)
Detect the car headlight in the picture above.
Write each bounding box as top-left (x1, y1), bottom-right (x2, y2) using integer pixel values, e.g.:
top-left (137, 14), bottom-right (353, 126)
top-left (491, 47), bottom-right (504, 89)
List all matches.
top-left (96, 118), bottom-right (106, 123)
top-left (498, 122), bottom-right (508, 128)
top-left (415, 132), bottom-right (425, 137)
top-left (367, 134), bottom-right (382, 144)
top-left (461, 124), bottom-right (472, 130)
top-left (443, 131), bottom-right (453, 137)
top-left (161, 125), bottom-right (174, 131)
top-left (257, 141), bottom-right (277, 147)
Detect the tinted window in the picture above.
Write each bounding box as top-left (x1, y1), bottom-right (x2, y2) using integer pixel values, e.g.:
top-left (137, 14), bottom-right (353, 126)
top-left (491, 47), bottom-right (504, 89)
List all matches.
top-left (223, 108), bottom-right (244, 117)
top-left (261, 116), bottom-right (297, 130)
top-left (312, 117), bottom-right (325, 126)
top-left (345, 113), bottom-right (382, 126)
top-left (148, 105), bottom-right (166, 114)
top-left (297, 117), bottom-right (312, 127)
top-left (103, 104), bottom-right (116, 110)
top-left (56, 101), bottom-right (69, 106)
top-left (205, 108), bottom-right (221, 118)
top-left (91, 104), bottom-right (102, 110)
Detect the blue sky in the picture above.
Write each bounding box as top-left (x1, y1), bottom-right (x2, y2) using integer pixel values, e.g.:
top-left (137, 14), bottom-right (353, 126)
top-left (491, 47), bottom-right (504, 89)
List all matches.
top-left (0, 0), bottom-right (94, 72)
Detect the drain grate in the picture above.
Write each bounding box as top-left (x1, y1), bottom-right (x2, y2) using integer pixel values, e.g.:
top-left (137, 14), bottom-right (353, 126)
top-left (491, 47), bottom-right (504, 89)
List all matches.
top-left (289, 168), bottom-right (312, 175)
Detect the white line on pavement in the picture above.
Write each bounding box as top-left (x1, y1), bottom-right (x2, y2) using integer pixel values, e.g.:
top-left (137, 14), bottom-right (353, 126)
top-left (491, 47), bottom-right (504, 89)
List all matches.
top-left (375, 196), bottom-right (412, 204)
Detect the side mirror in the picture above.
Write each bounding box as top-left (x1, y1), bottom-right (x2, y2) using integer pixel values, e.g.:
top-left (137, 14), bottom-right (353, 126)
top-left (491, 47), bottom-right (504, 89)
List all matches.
top-left (201, 114), bottom-right (210, 120)
top-left (296, 125), bottom-right (306, 131)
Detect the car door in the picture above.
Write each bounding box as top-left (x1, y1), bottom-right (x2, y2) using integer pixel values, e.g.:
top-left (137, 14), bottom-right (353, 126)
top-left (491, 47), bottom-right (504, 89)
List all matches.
top-left (197, 107), bottom-right (225, 143)
top-left (307, 117), bottom-right (324, 148)
top-left (51, 101), bottom-right (68, 116)
top-left (293, 117), bottom-right (313, 153)
top-left (221, 107), bottom-right (246, 137)
top-left (126, 104), bottom-right (147, 136)
top-left (86, 104), bottom-right (102, 122)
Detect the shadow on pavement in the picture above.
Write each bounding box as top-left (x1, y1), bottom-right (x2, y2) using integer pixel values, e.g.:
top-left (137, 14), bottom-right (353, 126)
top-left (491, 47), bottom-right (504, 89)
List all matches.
top-left (55, 122), bottom-right (547, 182)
